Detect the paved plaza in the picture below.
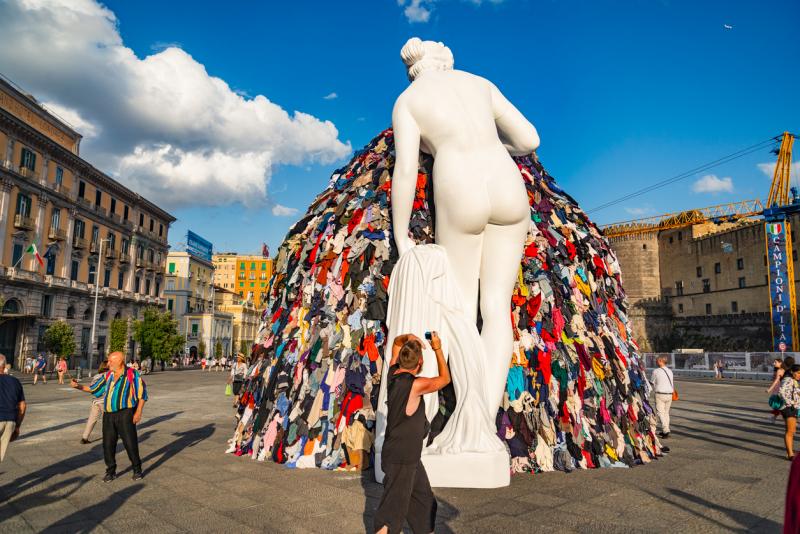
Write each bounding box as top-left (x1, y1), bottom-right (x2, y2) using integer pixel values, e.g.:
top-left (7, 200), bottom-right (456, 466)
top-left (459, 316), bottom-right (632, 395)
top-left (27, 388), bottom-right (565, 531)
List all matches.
top-left (0, 370), bottom-right (788, 533)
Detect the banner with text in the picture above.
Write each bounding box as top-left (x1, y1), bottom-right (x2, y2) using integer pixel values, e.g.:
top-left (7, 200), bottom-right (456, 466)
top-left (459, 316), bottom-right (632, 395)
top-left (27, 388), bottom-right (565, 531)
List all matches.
top-left (766, 221), bottom-right (798, 352)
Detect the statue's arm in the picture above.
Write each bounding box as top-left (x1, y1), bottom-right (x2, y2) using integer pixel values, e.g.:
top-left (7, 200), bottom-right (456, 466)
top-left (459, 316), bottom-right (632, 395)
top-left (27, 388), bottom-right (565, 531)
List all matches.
top-left (391, 97), bottom-right (420, 256)
top-left (490, 82), bottom-right (540, 156)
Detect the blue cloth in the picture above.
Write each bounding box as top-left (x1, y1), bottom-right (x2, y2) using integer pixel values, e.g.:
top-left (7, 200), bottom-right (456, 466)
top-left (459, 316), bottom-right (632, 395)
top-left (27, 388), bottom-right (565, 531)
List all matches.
top-left (0, 375), bottom-right (24, 421)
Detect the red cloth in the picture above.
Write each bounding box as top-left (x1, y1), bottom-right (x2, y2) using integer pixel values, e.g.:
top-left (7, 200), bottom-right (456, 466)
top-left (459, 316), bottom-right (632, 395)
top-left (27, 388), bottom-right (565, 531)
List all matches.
top-left (526, 293), bottom-right (542, 322)
top-left (537, 349), bottom-right (552, 385)
top-left (582, 449), bottom-right (595, 469)
top-left (786, 455), bottom-right (800, 533)
top-left (564, 239), bottom-right (577, 261)
top-left (336, 391), bottom-right (363, 428)
top-left (347, 208), bottom-right (364, 233)
top-left (524, 241), bottom-right (539, 258)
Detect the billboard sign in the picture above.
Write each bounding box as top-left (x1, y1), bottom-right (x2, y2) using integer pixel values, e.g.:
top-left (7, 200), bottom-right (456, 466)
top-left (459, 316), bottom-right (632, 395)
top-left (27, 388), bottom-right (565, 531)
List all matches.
top-left (186, 231), bottom-right (213, 262)
top-left (765, 221), bottom-right (798, 352)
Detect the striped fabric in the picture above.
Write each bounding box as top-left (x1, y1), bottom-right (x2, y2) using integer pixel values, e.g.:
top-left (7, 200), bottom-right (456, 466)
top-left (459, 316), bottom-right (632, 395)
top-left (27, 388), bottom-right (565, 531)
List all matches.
top-left (89, 368), bottom-right (148, 412)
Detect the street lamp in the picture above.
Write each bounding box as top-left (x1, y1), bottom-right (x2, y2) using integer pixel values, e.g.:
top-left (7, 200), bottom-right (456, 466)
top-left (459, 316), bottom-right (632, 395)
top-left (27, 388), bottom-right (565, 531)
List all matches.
top-left (88, 237), bottom-right (111, 378)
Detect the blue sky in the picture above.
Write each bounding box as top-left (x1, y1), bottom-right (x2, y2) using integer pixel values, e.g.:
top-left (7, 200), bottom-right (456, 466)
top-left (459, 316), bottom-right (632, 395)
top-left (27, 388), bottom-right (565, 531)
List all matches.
top-left (2, 0), bottom-right (798, 254)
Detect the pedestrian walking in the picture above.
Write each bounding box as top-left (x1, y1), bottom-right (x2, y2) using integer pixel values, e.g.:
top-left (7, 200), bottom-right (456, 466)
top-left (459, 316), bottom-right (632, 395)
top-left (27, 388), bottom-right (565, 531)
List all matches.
top-left (201, 357), bottom-right (207, 371)
top-left (229, 354), bottom-right (248, 407)
top-left (0, 354), bottom-right (26, 463)
top-left (220, 356), bottom-right (227, 371)
top-left (80, 359), bottom-right (108, 444)
top-left (374, 332), bottom-right (450, 534)
top-left (56, 357), bottom-right (68, 384)
top-left (71, 351), bottom-right (147, 481)
top-left (650, 355), bottom-right (675, 439)
top-left (778, 364), bottom-right (800, 460)
top-left (32, 353), bottom-right (47, 385)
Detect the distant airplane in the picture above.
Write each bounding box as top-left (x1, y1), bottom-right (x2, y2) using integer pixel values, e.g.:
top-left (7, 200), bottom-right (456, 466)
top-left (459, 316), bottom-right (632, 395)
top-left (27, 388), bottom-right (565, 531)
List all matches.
top-left (723, 24), bottom-right (733, 30)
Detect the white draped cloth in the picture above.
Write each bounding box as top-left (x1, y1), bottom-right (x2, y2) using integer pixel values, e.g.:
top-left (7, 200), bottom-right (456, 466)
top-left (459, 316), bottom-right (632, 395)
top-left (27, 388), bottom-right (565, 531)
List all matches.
top-left (375, 244), bottom-right (505, 462)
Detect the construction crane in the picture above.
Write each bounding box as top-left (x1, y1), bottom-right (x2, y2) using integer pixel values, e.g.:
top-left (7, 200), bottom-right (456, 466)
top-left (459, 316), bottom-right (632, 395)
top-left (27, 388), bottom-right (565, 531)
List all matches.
top-left (601, 132), bottom-right (798, 351)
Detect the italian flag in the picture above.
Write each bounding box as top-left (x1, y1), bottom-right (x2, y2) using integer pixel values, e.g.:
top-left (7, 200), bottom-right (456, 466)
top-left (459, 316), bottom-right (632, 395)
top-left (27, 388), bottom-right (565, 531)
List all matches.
top-left (26, 243), bottom-right (44, 267)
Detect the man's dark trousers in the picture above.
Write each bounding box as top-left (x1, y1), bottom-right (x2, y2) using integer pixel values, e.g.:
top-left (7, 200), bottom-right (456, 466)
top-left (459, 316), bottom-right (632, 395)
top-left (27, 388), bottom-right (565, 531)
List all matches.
top-left (102, 408), bottom-right (141, 474)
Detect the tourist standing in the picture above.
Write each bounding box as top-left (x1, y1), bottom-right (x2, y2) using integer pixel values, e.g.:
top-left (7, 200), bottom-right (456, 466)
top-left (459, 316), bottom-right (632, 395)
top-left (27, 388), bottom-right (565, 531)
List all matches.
top-left (56, 357), bottom-right (68, 384)
top-left (650, 356), bottom-right (674, 439)
top-left (0, 354), bottom-right (26, 462)
top-left (779, 364), bottom-right (800, 460)
top-left (80, 359), bottom-right (108, 444)
top-left (374, 333), bottom-right (450, 534)
top-left (33, 353), bottom-right (47, 385)
top-left (229, 354), bottom-right (248, 407)
top-left (71, 351), bottom-right (147, 481)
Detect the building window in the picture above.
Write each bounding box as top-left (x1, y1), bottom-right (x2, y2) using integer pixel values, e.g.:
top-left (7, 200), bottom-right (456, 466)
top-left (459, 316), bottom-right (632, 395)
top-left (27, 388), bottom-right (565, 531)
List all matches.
top-left (88, 264), bottom-right (96, 285)
top-left (78, 180), bottom-right (86, 198)
top-left (118, 271), bottom-right (124, 289)
top-left (239, 282), bottom-right (244, 288)
top-left (714, 262), bottom-right (721, 274)
top-left (168, 299), bottom-right (173, 311)
top-left (11, 243), bottom-right (23, 266)
top-left (74, 219), bottom-right (85, 240)
top-left (124, 205), bottom-right (129, 220)
top-left (738, 277), bottom-right (746, 288)
top-left (261, 282), bottom-right (266, 287)
top-left (168, 262), bottom-right (175, 274)
top-left (135, 276), bottom-right (140, 293)
top-left (145, 279), bottom-right (151, 295)
top-left (55, 166), bottom-right (63, 185)
top-left (51, 208), bottom-right (61, 231)
top-left (45, 250), bottom-right (56, 276)
top-left (159, 223), bottom-right (163, 237)
top-left (139, 213), bottom-right (144, 226)
top-left (95, 189), bottom-right (102, 206)
top-left (91, 225), bottom-right (99, 245)
top-left (155, 281), bottom-right (160, 296)
top-left (39, 294), bottom-right (53, 317)
top-left (675, 281), bottom-right (684, 296)
top-left (20, 147), bottom-right (36, 171)
top-left (149, 219), bottom-right (154, 232)
top-left (678, 303), bottom-right (684, 313)
top-left (249, 282), bottom-right (254, 288)
top-left (66, 305), bottom-right (75, 319)
top-left (239, 272), bottom-right (245, 280)
top-left (110, 198), bottom-right (116, 214)
top-left (705, 303), bottom-right (712, 315)
top-left (103, 268), bottom-right (111, 287)
top-left (122, 238), bottom-right (129, 254)
top-left (70, 260), bottom-right (79, 281)
top-left (702, 279), bottom-right (710, 293)
top-left (249, 272), bottom-right (255, 280)
top-left (696, 266), bottom-right (702, 278)
top-left (737, 258), bottom-right (744, 270)
top-left (261, 262), bottom-right (267, 270)
top-left (15, 193), bottom-right (31, 217)
top-left (731, 301), bottom-right (738, 313)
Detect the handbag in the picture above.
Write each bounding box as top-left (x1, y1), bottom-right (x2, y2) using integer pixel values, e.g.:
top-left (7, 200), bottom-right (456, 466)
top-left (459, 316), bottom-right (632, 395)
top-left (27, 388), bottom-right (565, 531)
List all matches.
top-left (769, 394), bottom-right (785, 410)
top-left (225, 383), bottom-right (233, 396)
top-left (661, 368), bottom-right (678, 401)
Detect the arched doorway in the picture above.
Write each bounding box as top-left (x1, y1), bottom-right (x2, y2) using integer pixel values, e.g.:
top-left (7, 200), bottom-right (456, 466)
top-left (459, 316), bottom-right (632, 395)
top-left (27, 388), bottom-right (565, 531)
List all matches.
top-left (0, 299), bottom-right (25, 367)
top-left (189, 345), bottom-right (198, 363)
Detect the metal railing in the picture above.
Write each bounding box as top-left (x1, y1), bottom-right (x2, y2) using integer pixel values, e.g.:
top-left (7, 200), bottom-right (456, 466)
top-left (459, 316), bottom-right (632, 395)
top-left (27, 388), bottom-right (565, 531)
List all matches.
top-left (642, 351), bottom-right (800, 380)
top-left (13, 214), bottom-right (35, 230)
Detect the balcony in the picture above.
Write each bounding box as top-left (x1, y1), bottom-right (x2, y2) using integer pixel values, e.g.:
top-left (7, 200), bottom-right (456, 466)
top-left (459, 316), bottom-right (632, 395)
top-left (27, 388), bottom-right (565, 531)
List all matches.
top-left (70, 280), bottom-right (88, 291)
top-left (110, 213), bottom-right (121, 224)
top-left (49, 182), bottom-right (66, 195)
top-left (89, 241), bottom-right (100, 254)
top-left (122, 219), bottom-right (133, 229)
top-left (145, 260), bottom-right (155, 271)
top-left (7, 268), bottom-right (41, 283)
top-left (18, 166), bottom-right (34, 179)
top-left (135, 257), bottom-right (145, 268)
top-left (48, 225), bottom-right (67, 241)
top-left (93, 204), bottom-right (108, 217)
top-left (44, 275), bottom-right (70, 288)
top-left (104, 247), bottom-right (116, 260)
top-left (118, 252), bottom-right (131, 263)
top-left (72, 237), bottom-right (88, 249)
top-left (13, 214), bottom-right (35, 230)
top-left (76, 197), bottom-right (91, 209)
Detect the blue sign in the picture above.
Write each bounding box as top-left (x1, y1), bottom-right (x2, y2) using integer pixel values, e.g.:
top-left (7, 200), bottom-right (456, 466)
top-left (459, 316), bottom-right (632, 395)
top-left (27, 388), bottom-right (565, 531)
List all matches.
top-left (766, 221), bottom-right (798, 352)
top-left (186, 231), bottom-right (213, 262)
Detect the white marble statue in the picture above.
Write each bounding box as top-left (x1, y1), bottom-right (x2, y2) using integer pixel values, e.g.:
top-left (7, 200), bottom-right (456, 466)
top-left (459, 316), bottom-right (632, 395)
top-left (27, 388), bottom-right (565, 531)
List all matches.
top-left (375, 38), bottom-right (540, 488)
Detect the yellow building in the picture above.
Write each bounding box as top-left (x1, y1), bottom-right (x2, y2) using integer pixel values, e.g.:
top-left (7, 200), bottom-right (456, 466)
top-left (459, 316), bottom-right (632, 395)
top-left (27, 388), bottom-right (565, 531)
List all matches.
top-left (0, 75), bottom-right (174, 368)
top-left (213, 253), bottom-right (273, 306)
top-left (214, 285), bottom-right (260, 355)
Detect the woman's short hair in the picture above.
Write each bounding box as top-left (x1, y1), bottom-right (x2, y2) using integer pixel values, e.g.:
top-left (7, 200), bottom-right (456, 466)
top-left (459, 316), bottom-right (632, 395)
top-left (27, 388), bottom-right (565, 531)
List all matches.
top-left (400, 38), bottom-right (454, 81)
top-left (398, 339), bottom-right (423, 369)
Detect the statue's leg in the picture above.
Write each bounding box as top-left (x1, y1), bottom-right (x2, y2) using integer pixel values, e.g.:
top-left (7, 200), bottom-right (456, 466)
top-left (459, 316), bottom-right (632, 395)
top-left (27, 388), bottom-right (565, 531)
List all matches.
top-left (479, 219), bottom-right (528, 420)
top-left (434, 218), bottom-right (483, 323)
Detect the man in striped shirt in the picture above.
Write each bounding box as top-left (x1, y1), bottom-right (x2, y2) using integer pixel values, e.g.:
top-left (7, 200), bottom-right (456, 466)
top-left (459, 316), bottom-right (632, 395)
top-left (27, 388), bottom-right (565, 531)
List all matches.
top-left (72, 351), bottom-right (147, 481)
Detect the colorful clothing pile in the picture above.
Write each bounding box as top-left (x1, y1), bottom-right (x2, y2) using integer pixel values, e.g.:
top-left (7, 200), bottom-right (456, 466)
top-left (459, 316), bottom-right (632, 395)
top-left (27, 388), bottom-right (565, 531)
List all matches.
top-left (227, 128), bottom-right (664, 474)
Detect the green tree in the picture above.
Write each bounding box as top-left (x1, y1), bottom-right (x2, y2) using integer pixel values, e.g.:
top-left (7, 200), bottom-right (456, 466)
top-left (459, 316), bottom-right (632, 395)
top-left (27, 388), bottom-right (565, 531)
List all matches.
top-left (239, 339), bottom-right (249, 355)
top-left (44, 321), bottom-right (76, 360)
top-left (198, 340), bottom-right (207, 359)
top-left (214, 339), bottom-right (222, 359)
top-left (109, 318), bottom-right (128, 353)
top-left (133, 306), bottom-right (184, 362)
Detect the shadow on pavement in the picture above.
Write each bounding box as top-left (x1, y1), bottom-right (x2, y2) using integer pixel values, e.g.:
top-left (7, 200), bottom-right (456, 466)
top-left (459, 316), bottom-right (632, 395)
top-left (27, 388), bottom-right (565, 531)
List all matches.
top-left (20, 418), bottom-right (86, 440)
top-left (40, 484), bottom-right (144, 533)
top-left (119, 423), bottom-right (215, 477)
top-left (672, 423), bottom-right (781, 456)
top-left (680, 400), bottom-right (767, 415)
top-left (137, 411), bottom-right (184, 430)
top-left (0, 476), bottom-right (92, 525)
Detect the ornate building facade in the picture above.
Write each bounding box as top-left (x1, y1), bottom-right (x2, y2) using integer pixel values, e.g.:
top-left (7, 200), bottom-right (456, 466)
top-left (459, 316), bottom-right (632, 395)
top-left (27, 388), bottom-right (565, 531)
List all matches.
top-left (0, 76), bottom-right (175, 369)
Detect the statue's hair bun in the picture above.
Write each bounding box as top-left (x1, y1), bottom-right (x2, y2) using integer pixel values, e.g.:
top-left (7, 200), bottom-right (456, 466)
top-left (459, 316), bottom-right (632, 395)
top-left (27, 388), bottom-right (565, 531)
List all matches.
top-left (400, 37), bottom-right (454, 81)
top-left (401, 37), bottom-right (426, 67)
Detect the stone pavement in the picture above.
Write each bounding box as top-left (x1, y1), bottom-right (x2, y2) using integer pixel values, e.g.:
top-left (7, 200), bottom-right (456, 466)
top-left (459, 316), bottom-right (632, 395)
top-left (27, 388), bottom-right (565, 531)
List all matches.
top-left (0, 370), bottom-right (789, 533)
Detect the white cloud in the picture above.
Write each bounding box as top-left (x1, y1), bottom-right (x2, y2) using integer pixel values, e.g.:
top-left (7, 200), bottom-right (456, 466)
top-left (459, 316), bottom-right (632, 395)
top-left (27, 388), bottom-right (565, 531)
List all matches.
top-left (323, 92), bottom-right (338, 100)
top-left (0, 0), bottom-right (351, 209)
top-left (624, 206), bottom-right (652, 217)
top-left (271, 205), bottom-right (299, 217)
top-left (758, 161), bottom-right (800, 180)
top-left (692, 174), bottom-right (734, 194)
top-left (397, 0), bottom-right (505, 22)
top-left (398, 0), bottom-right (433, 23)
top-left (41, 101), bottom-right (99, 138)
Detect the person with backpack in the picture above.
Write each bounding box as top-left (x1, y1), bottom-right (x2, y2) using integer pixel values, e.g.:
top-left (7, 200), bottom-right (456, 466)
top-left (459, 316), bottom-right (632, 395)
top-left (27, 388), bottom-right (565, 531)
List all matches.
top-left (650, 356), bottom-right (675, 439)
top-left (71, 351), bottom-right (148, 481)
top-left (778, 364), bottom-right (800, 460)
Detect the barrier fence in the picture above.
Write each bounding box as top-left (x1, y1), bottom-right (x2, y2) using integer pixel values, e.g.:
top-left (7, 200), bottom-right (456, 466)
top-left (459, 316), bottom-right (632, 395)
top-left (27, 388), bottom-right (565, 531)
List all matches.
top-left (641, 352), bottom-right (799, 381)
